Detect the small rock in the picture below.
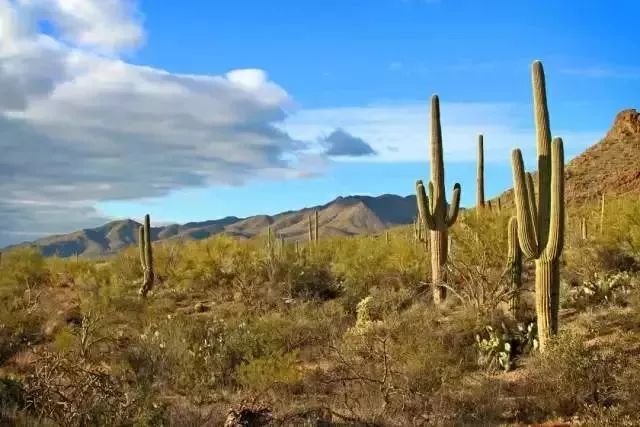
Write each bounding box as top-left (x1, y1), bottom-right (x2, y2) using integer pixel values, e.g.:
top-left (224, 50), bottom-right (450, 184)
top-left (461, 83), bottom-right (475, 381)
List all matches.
top-left (224, 405), bottom-right (272, 427)
top-left (194, 302), bottom-right (209, 313)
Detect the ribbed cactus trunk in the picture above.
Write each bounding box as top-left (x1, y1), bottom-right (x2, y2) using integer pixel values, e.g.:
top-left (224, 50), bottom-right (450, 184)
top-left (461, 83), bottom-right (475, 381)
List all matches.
top-left (314, 210), bottom-right (319, 245)
top-left (510, 61), bottom-right (565, 352)
top-left (477, 134), bottom-right (485, 215)
top-left (416, 95), bottom-right (461, 305)
top-left (600, 193), bottom-right (605, 235)
top-left (138, 214), bottom-right (155, 298)
top-left (507, 217), bottom-right (522, 318)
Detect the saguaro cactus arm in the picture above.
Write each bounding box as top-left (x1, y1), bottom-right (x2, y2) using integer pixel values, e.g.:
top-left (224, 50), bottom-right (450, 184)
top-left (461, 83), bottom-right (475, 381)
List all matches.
top-left (446, 183), bottom-right (461, 226)
top-left (138, 226), bottom-right (146, 269)
top-left (512, 149), bottom-right (539, 259)
top-left (416, 180), bottom-right (436, 229)
top-left (525, 172), bottom-right (538, 226)
top-left (541, 137), bottom-right (565, 262)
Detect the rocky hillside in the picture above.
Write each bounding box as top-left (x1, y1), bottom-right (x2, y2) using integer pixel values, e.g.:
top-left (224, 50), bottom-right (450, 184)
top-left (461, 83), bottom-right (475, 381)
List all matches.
top-left (7, 194), bottom-right (418, 258)
top-left (496, 108), bottom-right (640, 207)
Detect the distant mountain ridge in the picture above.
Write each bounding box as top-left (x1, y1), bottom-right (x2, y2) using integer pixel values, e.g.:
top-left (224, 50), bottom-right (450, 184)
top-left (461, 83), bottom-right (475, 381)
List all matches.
top-left (6, 194), bottom-right (418, 258)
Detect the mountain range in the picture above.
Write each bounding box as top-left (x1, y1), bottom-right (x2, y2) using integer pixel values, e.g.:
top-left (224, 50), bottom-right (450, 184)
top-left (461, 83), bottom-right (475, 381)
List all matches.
top-left (6, 108), bottom-right (640, 258)
top-left (6, 194), bottom-right (418, 258)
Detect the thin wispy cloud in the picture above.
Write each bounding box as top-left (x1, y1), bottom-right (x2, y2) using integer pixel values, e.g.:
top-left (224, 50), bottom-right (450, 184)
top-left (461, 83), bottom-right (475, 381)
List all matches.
top-left (561, 65), bottom-right (640, 79)
top-left (284, 102), bottom-right (602, 164)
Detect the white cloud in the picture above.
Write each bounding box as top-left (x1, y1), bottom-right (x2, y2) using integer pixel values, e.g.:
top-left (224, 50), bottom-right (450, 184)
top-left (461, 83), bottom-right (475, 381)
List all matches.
top-left (0, 0), bottom-right (316, 245)
top-left (283, 102), bottom-right (603, 164)
top-left (17, 0), bottom-right (144, 53)
top-left (560, 65), bottom-right (640, 80)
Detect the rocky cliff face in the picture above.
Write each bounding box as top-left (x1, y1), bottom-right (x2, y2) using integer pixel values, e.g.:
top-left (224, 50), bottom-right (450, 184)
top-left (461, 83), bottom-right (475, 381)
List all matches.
top-left (495, 108), bottom-right (640, 207)
top-left (605, 109), bottom-right (640, 140)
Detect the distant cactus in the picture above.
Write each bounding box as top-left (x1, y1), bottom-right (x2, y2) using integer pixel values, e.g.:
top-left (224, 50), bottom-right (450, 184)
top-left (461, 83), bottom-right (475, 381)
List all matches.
top-left (581, 217), bottom-right (588, 241)
top-left (507, 217), bottom-right (523, 318)
top-left (138, 214), bottom-right (155, 298)
top-left (477, 134), bottom-right (485, 214)
top-left (600, 192), bottom-right (605, 235)
top-left (315, 210), bottom-right (319, 245)
top-left (308, 215), bottom-right (313, 243)
top-left (415, 95), bottom-right (462, 304)
top-left (510, 61), bottom-right (565, 351)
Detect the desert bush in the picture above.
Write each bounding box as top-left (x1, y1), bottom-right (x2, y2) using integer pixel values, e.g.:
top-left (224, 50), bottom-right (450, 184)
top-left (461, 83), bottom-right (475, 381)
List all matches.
top-left (23, 351), bottom-right (144, 426)
top-left (236, 351), bottom-right (303, 395)
top-left (0, 247), bottom-right (50, 289)
top-left (516, 332), bottom-right (622, 420)
top-left (0, 376), bottom-right (25, 415)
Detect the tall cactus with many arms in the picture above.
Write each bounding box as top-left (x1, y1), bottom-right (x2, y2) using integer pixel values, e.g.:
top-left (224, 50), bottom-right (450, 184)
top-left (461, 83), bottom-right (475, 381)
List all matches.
top-left (415, 95), bottom-right (462, 304)
top-left (510, 60), bottom-right (565, 351)
top-left (138, 214), bottom-right (155, 298)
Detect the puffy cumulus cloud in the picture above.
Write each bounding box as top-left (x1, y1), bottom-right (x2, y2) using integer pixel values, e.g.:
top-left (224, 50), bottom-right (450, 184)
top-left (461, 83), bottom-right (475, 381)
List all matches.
top-left (16, 0), bottom-right (145, 53)
top-left (320, 128), bottom-right (377, 157)
top-left (0, 0), bottom-right (316, 246)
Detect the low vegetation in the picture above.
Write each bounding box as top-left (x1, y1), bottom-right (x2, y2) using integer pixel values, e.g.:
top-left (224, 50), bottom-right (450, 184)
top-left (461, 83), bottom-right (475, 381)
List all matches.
top-left (0, 195), bottom-right (638, 425)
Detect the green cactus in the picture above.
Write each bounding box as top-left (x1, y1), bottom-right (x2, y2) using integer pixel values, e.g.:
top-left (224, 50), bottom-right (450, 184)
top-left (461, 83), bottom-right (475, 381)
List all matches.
top-left (315, 210), bottom-right (319, 245)
top-left (510, 60), bottom-right (565, 351)
top-left (507, 217), bottom-right (523, 318)
top-left (600, 192), bottom-right (605, 235)
top-left (477, 134), bottom-right (485, 214)
top-left (138, 214), bottom-right (155, 298)
top-left (415, 95), bottom-right (462, 304)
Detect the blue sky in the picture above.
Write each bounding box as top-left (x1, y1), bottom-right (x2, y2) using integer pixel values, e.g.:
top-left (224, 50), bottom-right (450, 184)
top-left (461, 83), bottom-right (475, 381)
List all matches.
top-left (1, 0), bottom-right (639, 244)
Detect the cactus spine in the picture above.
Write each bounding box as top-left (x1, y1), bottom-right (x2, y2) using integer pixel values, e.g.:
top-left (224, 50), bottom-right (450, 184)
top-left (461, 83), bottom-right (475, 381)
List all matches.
top-left (510, 61), bottom-right (565, 351)
top-left (138, 214), bottom-right (155, 298)
top-left (477, 134), bottom-right (485, 214)
top-left (415, 95), bottom-right (462, 304)
top-left (507, 217), bottom-right (523, 318)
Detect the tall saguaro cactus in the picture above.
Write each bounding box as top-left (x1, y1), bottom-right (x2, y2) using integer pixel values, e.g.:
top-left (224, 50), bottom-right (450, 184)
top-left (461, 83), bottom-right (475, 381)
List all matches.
top-left (315, 210), bottom-right (319, 245)
top-left (507, 217), bottom-right (523, 318)
top-left (138, 214), bottom-right (155, 298)
top-left (477, 134), bottom-right (485, 214)
top-left (415, 95), bottom-right (462, 304)
top-left (510, 61), bottom-right (565, 351)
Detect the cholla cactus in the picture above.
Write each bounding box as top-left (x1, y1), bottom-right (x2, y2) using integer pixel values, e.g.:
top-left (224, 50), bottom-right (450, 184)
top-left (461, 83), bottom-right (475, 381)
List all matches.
top-left (138, 214), bottom-right (155, 298)
top-left (510, 61), bottom-right (565, 351)
top-left (415, 95), bottom-right (462, 304)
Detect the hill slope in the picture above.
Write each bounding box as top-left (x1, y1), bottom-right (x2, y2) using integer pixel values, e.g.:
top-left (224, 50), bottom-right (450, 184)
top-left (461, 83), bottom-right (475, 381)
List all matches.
top-left (7, 194), bottom-right (418, 258)
top-left (495, 108), bottom-right (640, 207)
